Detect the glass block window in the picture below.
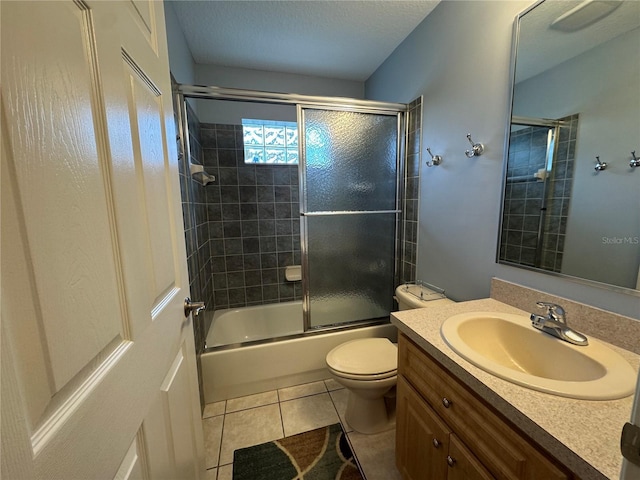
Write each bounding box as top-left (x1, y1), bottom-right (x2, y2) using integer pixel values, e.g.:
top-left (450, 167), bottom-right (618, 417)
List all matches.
top-left (242, 119), bottom-right (299, 164)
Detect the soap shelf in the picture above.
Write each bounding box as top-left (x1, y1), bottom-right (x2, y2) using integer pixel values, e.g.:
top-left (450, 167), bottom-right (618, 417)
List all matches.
top-left (401, 280), bottom-right (446, 301)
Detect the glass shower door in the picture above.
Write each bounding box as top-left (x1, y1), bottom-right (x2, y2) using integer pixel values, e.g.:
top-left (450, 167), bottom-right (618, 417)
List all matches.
top-left (299, 107), bottom-right (401, 329)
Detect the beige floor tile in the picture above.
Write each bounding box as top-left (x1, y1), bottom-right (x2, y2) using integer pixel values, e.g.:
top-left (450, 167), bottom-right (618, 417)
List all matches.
top-left (219, 403), bottom-right (283, 465)
top-left (280, 392), bottom-right (340, 437)
top-left (324, 378), bottom-right (344, 391)
top-left (225, 390), bottom-right (278, 413)
top-left (278, 380), bottom-right (327, 401)
top-left (203, 401), bottom-right (226, 419)
top-left (217, 464), bottom-right (233, 480)
top-left (347, 429), bottom-right (402, 480)
top-left (203, 415), bottom-right (224, 469)
top-left (205, 467), bottom-right (217, 480)
top-left (328, 388), bottom-right (353, 433)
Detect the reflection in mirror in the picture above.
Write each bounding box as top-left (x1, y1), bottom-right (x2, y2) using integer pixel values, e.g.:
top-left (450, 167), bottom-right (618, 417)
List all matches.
top-left (499, 0), bottom-right (640, 292)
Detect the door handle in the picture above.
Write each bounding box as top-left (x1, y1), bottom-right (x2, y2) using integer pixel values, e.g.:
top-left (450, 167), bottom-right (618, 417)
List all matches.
top-left (184, 297), bottom-right (205, 317)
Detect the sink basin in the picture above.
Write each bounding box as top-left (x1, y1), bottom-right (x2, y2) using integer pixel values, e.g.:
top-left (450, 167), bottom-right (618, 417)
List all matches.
top-left (440, 312), bottom-right (637, 400)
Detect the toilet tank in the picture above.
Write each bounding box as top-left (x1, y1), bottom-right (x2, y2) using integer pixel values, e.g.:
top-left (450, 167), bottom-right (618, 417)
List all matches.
top-left (394, 282), bottom-right (453, 310)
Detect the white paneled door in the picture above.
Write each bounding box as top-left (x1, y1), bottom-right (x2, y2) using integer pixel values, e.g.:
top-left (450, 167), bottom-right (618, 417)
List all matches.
top-left (1, 1), bottom-right (205, 478)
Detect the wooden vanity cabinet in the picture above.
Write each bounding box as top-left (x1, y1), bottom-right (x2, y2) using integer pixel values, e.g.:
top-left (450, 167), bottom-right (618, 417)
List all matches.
top-left (397, 375), bottom-right (493, 480)
top-left (396, 334), bottom-right (572, 480)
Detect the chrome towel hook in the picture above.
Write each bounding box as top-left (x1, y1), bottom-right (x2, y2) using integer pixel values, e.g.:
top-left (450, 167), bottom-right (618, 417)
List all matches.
top-left (594, 156), bottom-right (607, 172)
top-left (426, 147), bottom-right (442, 167)
top-left (464, 134), bottom-right (484, 158)
top-left (630, 151), bottom-right (639, 168)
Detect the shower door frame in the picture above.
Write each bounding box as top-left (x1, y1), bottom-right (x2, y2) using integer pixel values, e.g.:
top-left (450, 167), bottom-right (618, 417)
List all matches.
top-left (505, 116), bottom-right (563, 268)
top-left (297, 104), bottom-right (405, 332)
top-left (174, 83), bottom-right (407, 342)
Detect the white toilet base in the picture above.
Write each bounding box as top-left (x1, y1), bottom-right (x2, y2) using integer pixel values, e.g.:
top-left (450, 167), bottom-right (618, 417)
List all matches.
top-left (345, 391), bottom-right (395, 434)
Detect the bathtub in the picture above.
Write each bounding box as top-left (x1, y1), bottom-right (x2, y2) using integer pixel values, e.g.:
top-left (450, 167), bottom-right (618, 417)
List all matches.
top-left (206, 301), bottom-right (303, 348)
top-left (201, 301), bottom-right (397, 403)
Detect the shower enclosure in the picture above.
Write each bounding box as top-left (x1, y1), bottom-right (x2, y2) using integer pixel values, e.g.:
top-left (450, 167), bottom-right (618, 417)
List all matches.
top-left (500, 115), bottom-right (578, 271)
top-left (174, 85), bottom-right (409, 351)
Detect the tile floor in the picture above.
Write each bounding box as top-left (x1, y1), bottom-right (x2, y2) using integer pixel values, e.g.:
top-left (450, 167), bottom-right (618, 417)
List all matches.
top-left (202, 379), bottom-right (402, 480)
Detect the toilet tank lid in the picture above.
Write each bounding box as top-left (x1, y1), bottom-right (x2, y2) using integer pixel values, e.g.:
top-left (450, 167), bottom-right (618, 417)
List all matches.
top-left (326, 338), bottom-right (397, 375)
top-left (395, 283), bottom-right (448, 307)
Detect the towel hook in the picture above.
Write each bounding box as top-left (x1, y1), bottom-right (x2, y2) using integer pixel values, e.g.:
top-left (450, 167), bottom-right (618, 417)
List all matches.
top-left (594, 156), bottom-right (607, 172)
top-left (426, 147), bottom-right (442, 167)
top-left (630, 151), bottom-right (640, 168)
top-left (464, 134), bottom-right (484, 158)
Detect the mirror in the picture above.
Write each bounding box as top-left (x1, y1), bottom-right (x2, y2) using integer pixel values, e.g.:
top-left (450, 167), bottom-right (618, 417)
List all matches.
top-left (499, 0), bottom-right (640, 293)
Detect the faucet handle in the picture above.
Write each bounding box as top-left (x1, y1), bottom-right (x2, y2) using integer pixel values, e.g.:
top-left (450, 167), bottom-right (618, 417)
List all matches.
top-left (535, 301), bottom-right (566, 320)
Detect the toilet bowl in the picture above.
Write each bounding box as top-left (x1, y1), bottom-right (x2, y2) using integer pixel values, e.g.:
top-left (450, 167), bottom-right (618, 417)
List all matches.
top-left (326, 283), bottom-right (454, 434)
top-left (326, 338), bottom-right (397, 434)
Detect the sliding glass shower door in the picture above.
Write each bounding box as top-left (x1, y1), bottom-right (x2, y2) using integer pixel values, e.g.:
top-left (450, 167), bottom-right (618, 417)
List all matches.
top-left (299, 107), bottom-right (401, 329)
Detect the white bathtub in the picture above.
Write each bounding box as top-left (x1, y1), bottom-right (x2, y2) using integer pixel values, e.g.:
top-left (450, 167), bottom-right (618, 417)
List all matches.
top-left (206, 301), bottom-right (303, 348)
top-left (201, 301), bottom-right (398, 403)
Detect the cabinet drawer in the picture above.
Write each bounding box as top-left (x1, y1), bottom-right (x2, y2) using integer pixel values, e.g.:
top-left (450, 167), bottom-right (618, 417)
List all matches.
top-left (448, 434), bottom-right (495, 480)
top-left (398, 334), bottom-right (569, 480)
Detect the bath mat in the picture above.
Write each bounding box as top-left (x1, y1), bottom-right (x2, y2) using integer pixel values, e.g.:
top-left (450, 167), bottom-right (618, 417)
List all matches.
top-left (232, 423), bottom-right (364, 480)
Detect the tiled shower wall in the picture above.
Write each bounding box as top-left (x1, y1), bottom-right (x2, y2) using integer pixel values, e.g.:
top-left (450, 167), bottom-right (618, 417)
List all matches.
top-left (400, 97), bottom-right (422, 284)
top-left (500, 114), bottom-right (577, 271)
top-left (200, 123), bottom-right (302, 310)
top-left (180, 102), bottom-right (421, 332)
top-left (177, 101), bottom-right (213, 408)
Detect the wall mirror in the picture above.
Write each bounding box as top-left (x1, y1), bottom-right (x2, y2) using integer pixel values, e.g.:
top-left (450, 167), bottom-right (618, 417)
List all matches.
top-left (498, 0), bottom-right (640, 293)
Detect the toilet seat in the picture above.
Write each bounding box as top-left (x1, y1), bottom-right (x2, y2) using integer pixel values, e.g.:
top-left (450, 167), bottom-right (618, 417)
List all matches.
top-left (327, 366), bottom-right (397, 381)
top-left (326, 338), bottom-right (397, 379)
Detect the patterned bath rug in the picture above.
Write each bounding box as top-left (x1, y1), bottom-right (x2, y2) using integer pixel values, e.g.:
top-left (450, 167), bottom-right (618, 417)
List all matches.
top-left (232, 423), bottom-right (364, 480)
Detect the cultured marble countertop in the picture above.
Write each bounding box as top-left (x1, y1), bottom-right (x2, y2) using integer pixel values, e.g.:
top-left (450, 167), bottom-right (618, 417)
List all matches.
top-left (390, 298), bottom-right (640, 480)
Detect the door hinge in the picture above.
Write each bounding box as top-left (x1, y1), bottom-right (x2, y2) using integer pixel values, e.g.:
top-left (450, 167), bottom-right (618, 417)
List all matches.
top-left (621, 422), bottom-right (640, 467)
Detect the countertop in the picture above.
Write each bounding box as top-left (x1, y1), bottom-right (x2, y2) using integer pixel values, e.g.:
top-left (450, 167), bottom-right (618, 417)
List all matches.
top-left (390, 298), bottom-right (640, 480)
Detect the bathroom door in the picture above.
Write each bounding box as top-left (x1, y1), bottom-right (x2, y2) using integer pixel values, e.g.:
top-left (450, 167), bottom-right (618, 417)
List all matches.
top-left (1, 1), bottom-right (204, 479)
top-left (299, 107), bottom-right (401, 329)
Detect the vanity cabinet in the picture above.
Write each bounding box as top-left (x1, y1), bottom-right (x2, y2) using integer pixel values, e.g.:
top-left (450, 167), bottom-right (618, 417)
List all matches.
top-left (397, 375), bottom-right (493, 480)
top-left (396, 334), bottom-right (572, 480)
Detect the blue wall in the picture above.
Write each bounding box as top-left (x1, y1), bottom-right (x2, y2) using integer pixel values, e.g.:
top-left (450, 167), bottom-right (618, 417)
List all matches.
top-left (365, 1), bottom-right (640, 319)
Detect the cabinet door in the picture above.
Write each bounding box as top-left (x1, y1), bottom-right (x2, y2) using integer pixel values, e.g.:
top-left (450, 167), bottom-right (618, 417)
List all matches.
top-left (447, 435), bottom-right (495, 480)
top-left (397, 376), bottom-right (450, 480)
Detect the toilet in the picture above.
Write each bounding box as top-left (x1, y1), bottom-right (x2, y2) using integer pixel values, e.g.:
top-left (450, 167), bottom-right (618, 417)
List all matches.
top-left (325, 283), bottom-right (454, 434)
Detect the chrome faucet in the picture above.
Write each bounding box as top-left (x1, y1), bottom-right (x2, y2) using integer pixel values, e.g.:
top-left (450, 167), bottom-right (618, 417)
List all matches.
top-left (530, 302), bottom-right (589, 346)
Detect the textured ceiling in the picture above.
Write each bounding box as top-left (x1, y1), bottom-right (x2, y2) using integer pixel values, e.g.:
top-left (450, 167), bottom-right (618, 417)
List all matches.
top-left (516, 0), bottom-right (640, 82)
top-left (169, 0), bottom-right (440, 81)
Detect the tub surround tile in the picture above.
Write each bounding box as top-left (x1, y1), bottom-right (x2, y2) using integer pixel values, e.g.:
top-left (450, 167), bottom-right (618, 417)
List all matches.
top-left (347, 429), bottom-right (402, 480)
top-left (203, 401), bottom-right (226, 419)
top-left (219, 403), bottom-right (283, 465)
top-left (225, 390), bottom-right (278, 413)
top-left (391, 297), bottom-right (640, 480)
top-left (203, 415), bottom-right (224, 469)
top-left (491, 278), bottom-right (640, 354)
top-left (280, 392), bottom-right (340, 437)
top-left (278, 381), bottom-right (327, 401)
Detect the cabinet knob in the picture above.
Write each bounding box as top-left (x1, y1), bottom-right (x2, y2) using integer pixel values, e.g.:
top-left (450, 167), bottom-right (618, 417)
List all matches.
top-left (447, 455), bottom-right (456, 467)
top-left (432, 438), bottom-right (441, 448)
top-left (442, 397), bottom-right (452, 408)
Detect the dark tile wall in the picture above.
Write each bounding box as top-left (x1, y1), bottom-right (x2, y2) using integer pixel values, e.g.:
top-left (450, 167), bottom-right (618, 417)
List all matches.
top-left (500, 115), bottom-right (577, 271)
top-left (401, 97), bottom-right (422, 283)
top-left (178, 106), bottom-right (418, 335)
top-left (176, 100), bottom-right (214, 409)
top-left (199, 123), bottom-right (302, 309)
